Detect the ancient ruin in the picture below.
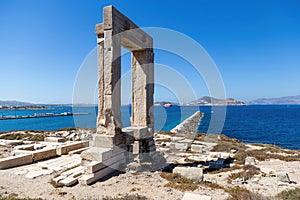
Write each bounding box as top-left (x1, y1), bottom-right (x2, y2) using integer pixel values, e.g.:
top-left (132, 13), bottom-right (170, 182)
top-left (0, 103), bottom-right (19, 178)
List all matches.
top-left (78, 5), bottom-right (162, 184)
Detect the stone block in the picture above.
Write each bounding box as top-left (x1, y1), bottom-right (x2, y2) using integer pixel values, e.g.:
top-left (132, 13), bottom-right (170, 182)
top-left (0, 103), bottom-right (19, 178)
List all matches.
top-left (182, 193), bottom-right (211, 200)
top-left (170, 142), bottom-right (189, 151)
top-left (61, 166), bottom-right (84, 177)
top-left (122, 126), bottom-right (150, 140)
top-left (56, 141), bottom-right (89, 155)
top-left (171, 136), bottom-right (185, 142)
top-left (79, 159), bottom-right (123, 185)
top-left (59, 177), bottom-right (78, 187)
top-left (178, 139), bottom-right (194, 144)
top-left (0, 140), bottom-right (23, 146)
top-left (277, 172), bottom-right (290, 183)
top-left (12, 150), bottom-right (33, 156)
top-left (25, 170), bottom-right (44, 179)
top-left (44, 137), bottom-right (64, 143)
top-left (173, 167), bottom-right (203, 182)
top-left (122, 129), bottom-right (134, 145)
top-left (34, 143), bottom-right (47, 150)
top-left (68, 147), bottom-right (90, 156)
top-left (94, 135), bottom-right (114, 148)
top-left (80, 147), bottom-right (112, 162)
top-left (132, 141), bottom-right (143, 154)
top-left (245, 157), bottom-right (256, 165)
top-left (191, 144), bottom-right (202, 153)
top-left (85, 152), bottom-right (125, 174)
top-left (94, 134), bottom-right (124, 148)
top-left (0, 154), bottom-right (33, 169)
top-left (14, 144), bottom-right (35, 151)
top-left (32, 148), bottom-right (57, 162)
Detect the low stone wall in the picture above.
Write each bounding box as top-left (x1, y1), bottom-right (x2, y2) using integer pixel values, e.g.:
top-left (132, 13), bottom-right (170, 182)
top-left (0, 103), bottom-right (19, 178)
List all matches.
top-left (170, 111), bottom-right (203, 134)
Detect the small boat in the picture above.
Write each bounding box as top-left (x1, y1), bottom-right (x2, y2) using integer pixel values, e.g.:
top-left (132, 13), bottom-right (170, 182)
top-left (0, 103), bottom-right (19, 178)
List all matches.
top-left (164, 103), bottom-right (172, 108)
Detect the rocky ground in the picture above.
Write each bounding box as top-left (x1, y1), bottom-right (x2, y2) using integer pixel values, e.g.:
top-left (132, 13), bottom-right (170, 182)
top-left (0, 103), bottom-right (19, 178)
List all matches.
top-left (0, 129), bottom-right (300, 200)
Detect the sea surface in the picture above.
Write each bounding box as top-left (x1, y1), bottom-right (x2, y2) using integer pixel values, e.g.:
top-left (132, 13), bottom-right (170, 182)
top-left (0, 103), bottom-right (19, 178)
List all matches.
top-left (0, 105), bottom-right (299, 150)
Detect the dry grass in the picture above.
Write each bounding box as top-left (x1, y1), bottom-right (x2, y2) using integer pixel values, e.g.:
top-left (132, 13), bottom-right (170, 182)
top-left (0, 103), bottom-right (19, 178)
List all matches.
top-left (277, 188), bottom-right (300, 200)
top-left (0, 194), bottom-right (43, 200)
top-left (0, 132), bottom-right (46, 141)
top-left (234, 147), bottom-right (300, 165)
top-left (156, 131), bottom-right (176, 137)
top-left (209, 165), bottom-right (243, 174)
top-left (211, 134), bottom-right (247, 154)
top-left (227, 165), bottom-right (261, 184)
top-left (160, 172), bottom-right (199, 191)
top-left (48, 179), bottom-right (64, 188)
top-left (225, 186), bottom-right (274, 200)
top-left (160, 172), bottom-right (224, 192)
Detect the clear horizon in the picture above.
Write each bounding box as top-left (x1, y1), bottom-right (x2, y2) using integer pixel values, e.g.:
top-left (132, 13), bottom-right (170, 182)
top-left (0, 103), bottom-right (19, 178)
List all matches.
top-left (1, 0), bottom-right (299, 104)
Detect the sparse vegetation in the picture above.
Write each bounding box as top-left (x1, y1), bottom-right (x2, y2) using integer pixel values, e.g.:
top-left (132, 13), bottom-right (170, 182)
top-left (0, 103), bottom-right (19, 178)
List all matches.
top-left (160, 172), bottom-right (199, 191)
top-left (211, 134), bottom-right (247, 154)
top-left (277, 188), bottom-right (300, 200)
top-left (227, 165), bottom-right (261, 184)
top-left (103, 194), bottom-right (149, 200)
top-left (156, 131), bottom-right (176, 137)
top-left (234, 146), bottom-right (300, 165)
top-left (48, 179), bottom-right (64, 188)
top-left (0, 132), bottom-right (46, 141)
top-left (160, 172), bottom-right (224, 192)
top-left (0, 194), bottom-right (43, 200)
top-left (225, 186), bottom-right (274, 200)
top-left (208, 164), bottom-right (243, 174)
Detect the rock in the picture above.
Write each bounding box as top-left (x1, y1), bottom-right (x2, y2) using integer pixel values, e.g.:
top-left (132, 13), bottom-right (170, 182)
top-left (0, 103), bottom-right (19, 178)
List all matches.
top-left (277, 172), bottom-right (290, 183)
top-left (245, 157), bottom-right (256, 165)
top-left (171, 137), bottom-right (185, 142)
top-left (1, 140), bottom-right (23, 146)
top-left (182, 193), bottom-right (212, 200)
top-left (230, 149), bottom-right (237, 154)
top-left (191, 144), bottom-right (202, 153)
top-left (278, 181), bottom-right (289, 186)
top-left (44, 137), bottom-right (64, 143)
top-left (173, 166), bottom-right (203, 182)
top-left (34, 143), bottom-right (47, 150)
top-left (126, 162), bottom-right (142, 173)
top-left (170, 143), bottom-right (189, 151)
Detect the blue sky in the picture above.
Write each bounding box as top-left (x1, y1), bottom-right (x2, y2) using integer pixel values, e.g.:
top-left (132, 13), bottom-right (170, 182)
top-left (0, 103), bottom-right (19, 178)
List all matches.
top-left (0, 0), bottom-right (299, 104)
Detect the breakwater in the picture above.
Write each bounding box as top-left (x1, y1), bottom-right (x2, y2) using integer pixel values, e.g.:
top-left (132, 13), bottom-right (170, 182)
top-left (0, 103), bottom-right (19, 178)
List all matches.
top-left (170, 111), bottom-right (203, 134)
top-left (0, 112), bottom-right (88, 121)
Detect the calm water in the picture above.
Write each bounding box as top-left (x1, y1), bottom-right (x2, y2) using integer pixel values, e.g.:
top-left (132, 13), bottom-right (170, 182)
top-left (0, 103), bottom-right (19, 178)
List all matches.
top-left (0, 105), bottom-right (299, 149)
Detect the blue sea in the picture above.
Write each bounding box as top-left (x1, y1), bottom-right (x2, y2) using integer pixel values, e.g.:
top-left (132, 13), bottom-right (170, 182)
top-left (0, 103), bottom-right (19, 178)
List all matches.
top-left (0, 105), bottom-right (299, 150)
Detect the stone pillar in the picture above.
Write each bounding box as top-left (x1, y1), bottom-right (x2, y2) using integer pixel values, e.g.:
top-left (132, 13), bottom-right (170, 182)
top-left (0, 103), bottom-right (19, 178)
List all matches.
top-left (96, 6), bottom-right (123, 136)
top-left (96, 33), bottom-right (105, 133)
top-left (131, 49), bottom-right (154, 132)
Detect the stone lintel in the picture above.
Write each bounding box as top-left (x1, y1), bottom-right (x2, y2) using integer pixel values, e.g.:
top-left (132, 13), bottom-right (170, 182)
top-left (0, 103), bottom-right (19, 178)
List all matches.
top-left (95, 23), bottom-right (104, 35)
top-left (103, 5), bottom-right (152, 51)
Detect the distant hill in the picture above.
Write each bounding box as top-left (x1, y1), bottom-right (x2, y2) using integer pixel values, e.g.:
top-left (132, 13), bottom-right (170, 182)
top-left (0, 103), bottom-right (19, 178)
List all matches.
top-left (186, 96), bottom-right (246, 106)
top-left (248, 95), bottom-right (300, 105)
top-left (0, 100), bottom-right (33, 107)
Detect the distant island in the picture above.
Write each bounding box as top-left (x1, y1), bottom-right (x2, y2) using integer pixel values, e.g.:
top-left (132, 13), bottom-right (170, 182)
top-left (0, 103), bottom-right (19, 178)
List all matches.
top-left (2, 95), bottom-right (300, 108)
top-left (248, 95), bottom-right (300, 105)
top-left (0, 100), bottom-right (46, 110)
top-left (185, 96), bottom-right (246, 106)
